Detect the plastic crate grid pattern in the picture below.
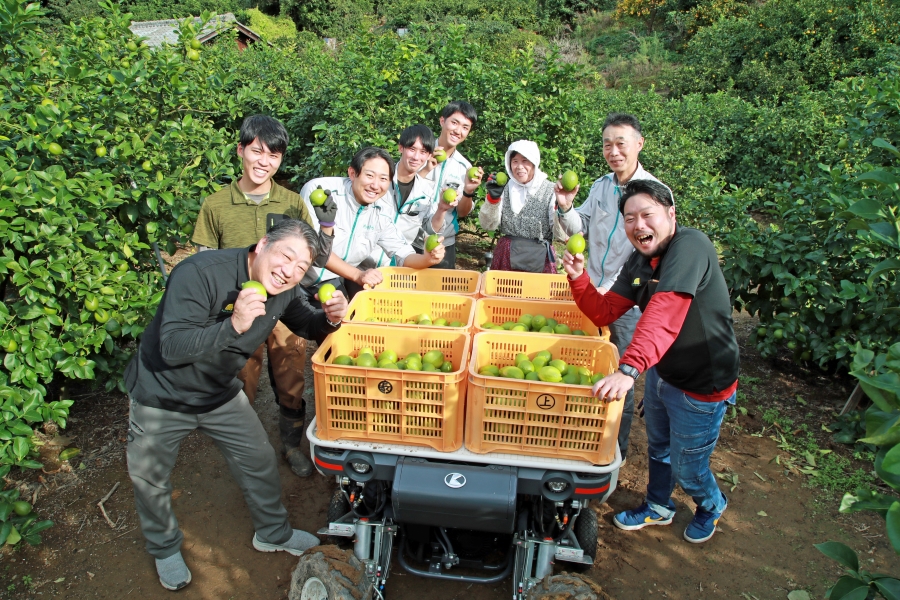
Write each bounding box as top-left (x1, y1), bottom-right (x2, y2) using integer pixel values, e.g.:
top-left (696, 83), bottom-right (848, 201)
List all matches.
top-left (312, 325), bottom-right (469, 451)
top-left (344, 291), bottom-right (474, 329)
top-left (481, 271), bottom-right (574, 302)
top-left (466, 332), bottom-right (621, 464)
top-left (373, 267), bottom-right (481, 295)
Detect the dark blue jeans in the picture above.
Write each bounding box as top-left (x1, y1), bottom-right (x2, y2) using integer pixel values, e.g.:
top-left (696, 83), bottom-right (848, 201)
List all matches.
top-left (642, 367), bottom-right (731, 517)
top-left (609, 306), bottom-right (640, 459)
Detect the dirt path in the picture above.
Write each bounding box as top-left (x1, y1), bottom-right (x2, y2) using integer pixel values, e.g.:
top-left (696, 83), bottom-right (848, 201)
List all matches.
top-left (2, 315), bottom-right (899, 599)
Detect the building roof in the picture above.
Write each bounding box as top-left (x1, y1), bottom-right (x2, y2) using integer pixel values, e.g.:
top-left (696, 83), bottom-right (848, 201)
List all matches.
top-left (129, 13), bottom-right (262, 48)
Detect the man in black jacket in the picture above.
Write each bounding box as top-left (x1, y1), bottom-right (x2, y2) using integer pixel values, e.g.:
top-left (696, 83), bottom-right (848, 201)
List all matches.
top-left (124, 219), bottom-right (348, 591)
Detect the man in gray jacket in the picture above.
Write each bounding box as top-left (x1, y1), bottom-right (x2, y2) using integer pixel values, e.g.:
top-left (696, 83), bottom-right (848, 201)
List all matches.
top-left (556, 112), bottom-right (667, 462)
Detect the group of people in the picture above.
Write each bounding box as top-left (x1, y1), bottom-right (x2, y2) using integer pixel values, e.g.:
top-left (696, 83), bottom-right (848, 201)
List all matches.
top-left (123, 102), bottom-right (739, 591)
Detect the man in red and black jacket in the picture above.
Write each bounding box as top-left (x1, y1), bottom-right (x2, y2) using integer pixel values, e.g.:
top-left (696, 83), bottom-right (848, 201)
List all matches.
top-left (562, 178), bottom-right (739, 544)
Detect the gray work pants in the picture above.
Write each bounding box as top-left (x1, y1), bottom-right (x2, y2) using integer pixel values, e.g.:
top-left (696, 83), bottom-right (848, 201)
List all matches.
top-left (126, 392), bottom-right (292, 559)
top-left (609, 306), bottom-right (640, 460)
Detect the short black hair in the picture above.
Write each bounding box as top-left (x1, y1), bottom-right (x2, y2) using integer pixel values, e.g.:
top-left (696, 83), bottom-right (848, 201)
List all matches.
top-left (263, 218), bottom-right (319, 264)
top-left (398, 124), bottom-right (436, 153)
top-left (239, 115), bottom-right (289, 155)
top-left (602, 112), bottom-right (642, 137)
top-left (441, 101), bottom-right (478, 126)
top-left (350, 146), bottom-right (395, 181)
top-left (618, 179), bottom-right (674, 214)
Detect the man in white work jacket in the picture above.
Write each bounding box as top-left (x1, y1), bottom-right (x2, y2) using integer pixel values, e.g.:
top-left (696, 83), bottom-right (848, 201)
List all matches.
top-left (369, 124), bottom-right (438, 268)
top-left (300, 146), bottom-right (445, 299)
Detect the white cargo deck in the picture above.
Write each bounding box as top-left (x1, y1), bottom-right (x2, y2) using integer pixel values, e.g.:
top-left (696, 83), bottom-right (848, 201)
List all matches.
top-left (307, 417), bottom-right (621, 475)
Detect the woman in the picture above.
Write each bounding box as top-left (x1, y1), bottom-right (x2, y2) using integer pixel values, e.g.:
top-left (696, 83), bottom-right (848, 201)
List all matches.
top-left (479, 140), bottom-right (578, 273)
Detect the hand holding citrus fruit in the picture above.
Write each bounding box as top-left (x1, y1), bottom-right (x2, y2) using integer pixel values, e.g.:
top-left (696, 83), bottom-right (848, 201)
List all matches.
top-left (317, 283), bottom-right (336, 303)
top-left (242, 280), bottom-right (267, 299)
top-left (310, 188), bottom-right (327, 207)
top-left (567, 233), bottom-right (586, 255)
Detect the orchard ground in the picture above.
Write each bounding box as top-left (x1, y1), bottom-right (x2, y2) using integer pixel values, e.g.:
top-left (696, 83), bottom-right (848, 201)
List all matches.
top-left (1, 235), bottom-right (898, 599)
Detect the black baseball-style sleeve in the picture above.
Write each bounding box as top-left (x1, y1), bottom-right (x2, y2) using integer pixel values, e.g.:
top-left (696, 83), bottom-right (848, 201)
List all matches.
top-left (279, 290), bottom-right (339, 345)
top-left (157, 263), bottom-right (242, 366)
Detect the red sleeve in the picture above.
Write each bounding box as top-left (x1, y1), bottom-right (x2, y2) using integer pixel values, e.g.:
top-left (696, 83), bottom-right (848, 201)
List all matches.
top-left (620, 291), bottom-right (692, 373)
top-left (568, 270), bottom-right (634, 328)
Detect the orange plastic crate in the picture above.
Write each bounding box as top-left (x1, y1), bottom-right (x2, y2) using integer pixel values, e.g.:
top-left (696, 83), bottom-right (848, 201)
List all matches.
top-left (481, 271), bottom-right (574, 302)
top-left (343, 291), bottom-right (475, 330)
top-left (371, 267), bottom-right (481, 296)
top-left (311, 324), bottom-right (470, 451)
top-left (465, 331), bottom-right (622, 464)
top-left (473, 297), bottom-right (609, 340)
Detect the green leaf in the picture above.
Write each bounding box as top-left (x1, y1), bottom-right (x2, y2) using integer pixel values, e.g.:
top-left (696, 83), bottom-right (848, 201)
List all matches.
top-left (873, 138), bottom-right (900, 159)
top-left (12, 436), bottom-right (28, 461)
top-left (869, 259), bottom-right (900, 285)
top-left (829, 576), bottom-right (870, 600)
top-left (882, 445), bottom-right (900, 476)
top-left (856, 171), bottom-right (900, 186)
top-left (846, 197), bottom-right (885, 219)
top-left (887, 503), bottom-right (900, 554)
top-left (815, 542), bottom-right (859, 571)
top-left (874, 578), bottom-right (900, 600)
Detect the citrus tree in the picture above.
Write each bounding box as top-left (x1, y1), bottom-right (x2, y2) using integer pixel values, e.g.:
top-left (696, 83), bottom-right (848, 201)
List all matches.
top-left (0, 0), bottom-right (240, 493)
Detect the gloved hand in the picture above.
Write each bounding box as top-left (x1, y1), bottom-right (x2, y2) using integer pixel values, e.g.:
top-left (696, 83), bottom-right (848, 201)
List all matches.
top-left (313, 186), bottom-right (338, 228)
top-left (485, 173), bottom-right (506, 204)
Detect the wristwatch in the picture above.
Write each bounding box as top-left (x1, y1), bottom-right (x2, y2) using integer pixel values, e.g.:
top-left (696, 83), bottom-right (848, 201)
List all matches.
top-left (618, 363), bottom-right (640, 380)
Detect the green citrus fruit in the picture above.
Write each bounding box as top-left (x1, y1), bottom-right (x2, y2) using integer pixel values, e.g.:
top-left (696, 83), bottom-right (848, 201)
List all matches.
top-left (495, 172), bottom-right (509, 185)
top-left (95, 31), bottom-right (107, 40)
top-left (2, 340), bottom-right (17, 353)
top-left (531, 315), bottom-right (547, 330)
top-left (538, 366), bottom-right (563, 383)
top-left (467, 167), bottom-right (479, 180)
top-left (539, 326), bottom-right (554, 333)
top-left (48, 142), bottom-right (63, 155)
top-left (142, 160), bottom-right (153, 172)
top-left (190, 39), bottom-right (202, 50)
top-left (358, 347), bottom-right (375, 356)
top-left (422, 350), bottom-right (444, 367)
top-left (591, 372), bottom-right (605, 384)
top-left (126, 40), bottom-right (138, 52)
top-left (567, 233), bottom-right (586, 255)
top-left (310, 188), bottom-right (327, 206)
top-left (757, 327), bottom-right (767, 337)
top-left (334, 355), bottom-right (354, 366)
top-left (548, 359), bottom-right (568, 375)
top-left (517, 360), bottom-right (535, 374)
top-left (425, 234), bottom-right (440, 252)
top-left (501, 366), bottom-right (525, 379)
top-left (440, 361), bottom-right (453, 372)
top-left (525, 371), bottom-right (541, 381)
top-left (561, 170), bottom-right (579, 191)
top-left (242, 280), bottom-right (268, 299)
top-left (94, 308), bottom-right (110, 324)
top-left (378, 349), bottom-right (398, 364)
top-left (531, 355), bottom-right (548, 370)
top-left (442, 188), bottom-right (457, 204)
top-left (12, 501), bottom-right (32, 517)
top-left (356, 353), bottom-right (377, 368)
top-left (773, 329), bottom-right (784, 340)
top-left (433, 149), bottom-right (447, 163)
top-left (95, 146), bottom-right (107, 157)
top-left (318, 283), bottom-right (336, 303)
top-left (406, 357), bottom-right (422, 371)
top-left (5, 526), bottom-right (21, 546)
top-left (479, 365), bottom-right (501, 377)
top-left (85, 296), bottom-right (99, 312)
top-left (554, 323), bottom-right (572, 335)
top-left (562, 371), bottom-right (581, 384)
top-left (187, 49), bottom-right (200, 61)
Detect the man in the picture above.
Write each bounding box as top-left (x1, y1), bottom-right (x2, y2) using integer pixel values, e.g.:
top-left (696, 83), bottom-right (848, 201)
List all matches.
top-left (419, 101), bottom-right (483, 269)
top-left (125, 219), bottom-right (349, 590)
top-left (556, 112), bottom-right (667, 462)
top-left (562, 179), bottom-right (738, 544)
top-left (369, 124), bottom-right (438, 267)
top-left (192, 115), bottom-right (366, 479)
top-left (301, 146), bottom-right (446, 295)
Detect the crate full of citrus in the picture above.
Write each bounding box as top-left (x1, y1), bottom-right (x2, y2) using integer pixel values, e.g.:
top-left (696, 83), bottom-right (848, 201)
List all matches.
top-left (465, 331), bottom-right (623, 464)
top-left (311, 324), bottom-right (470, 451)
top-left (343, 291), bottom-right (475, 329)
top-left (473, 298), bottom-right (608, 339)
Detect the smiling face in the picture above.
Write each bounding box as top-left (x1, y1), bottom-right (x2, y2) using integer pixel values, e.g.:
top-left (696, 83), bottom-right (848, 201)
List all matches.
top-left (438, 111), bottom-right (473, 150)
top-left (249, 235), bottom-right (312, 296)
top-left (623, 193), bottom-right (676, 258)
top-left (348, 156), bottom-right (391, 206)
top-left (602, 124), bottom-right (644, 182)
top-left (237, 137), bottom-right (283, 194)
top-left (510, 153), bottom-right (535, 184)
top-left (397, 138), bottom-right (431, 176)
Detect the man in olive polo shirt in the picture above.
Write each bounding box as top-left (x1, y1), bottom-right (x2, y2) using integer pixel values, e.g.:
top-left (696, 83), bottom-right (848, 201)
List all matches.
top-left (192, 115), bottom-right (374, 478)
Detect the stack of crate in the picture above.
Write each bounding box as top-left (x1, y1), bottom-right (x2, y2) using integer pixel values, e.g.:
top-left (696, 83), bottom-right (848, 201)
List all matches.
top-left (311, 267), bottom-right (623, 465)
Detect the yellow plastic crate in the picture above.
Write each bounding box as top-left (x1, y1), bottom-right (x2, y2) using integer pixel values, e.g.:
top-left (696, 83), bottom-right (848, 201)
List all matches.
top-left (473, 297), bottom-right (609, 340)
top-left (343, 291), bottom-right (475, 330)
top-left (481, 271), bottom-right (574, 302)
top-left (311, 324), bottom-right (470, 452)
top-left (371, 267), bottom-right (481, 296)
top-left (465, 331), bottom-right (622, 464)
